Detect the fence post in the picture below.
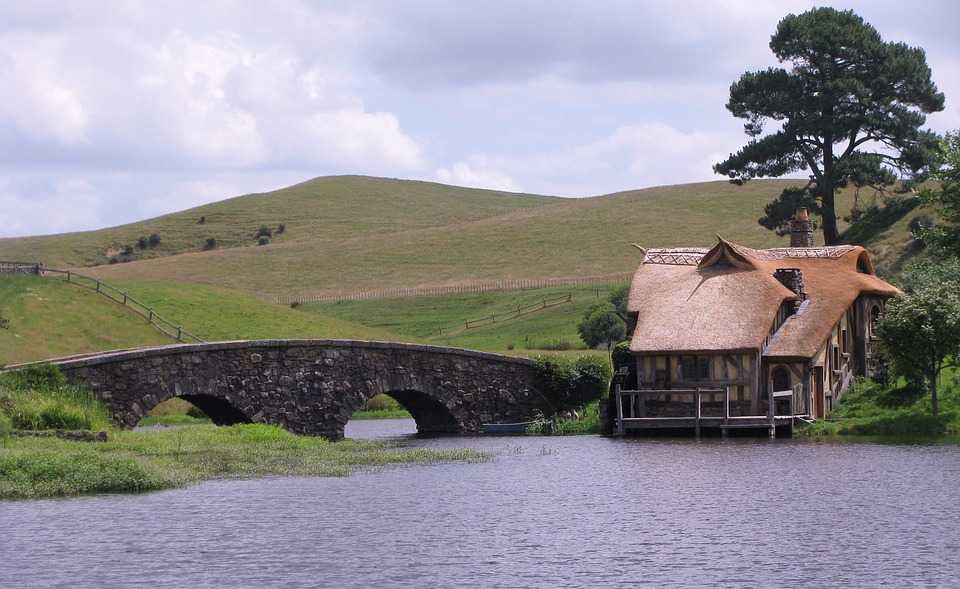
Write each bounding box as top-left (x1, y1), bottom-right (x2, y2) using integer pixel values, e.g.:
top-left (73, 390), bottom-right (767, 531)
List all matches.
top-left (123, 293), bottom-right (127, 305)
top-left (148, 309), bottom-right (154, 322)
top-left (177, 327), bottom-right (182, 341)
top-left (96, 280), bottom-right (101, 292)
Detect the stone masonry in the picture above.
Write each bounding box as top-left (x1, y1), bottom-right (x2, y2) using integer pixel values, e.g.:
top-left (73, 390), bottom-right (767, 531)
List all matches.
top-left (50, 340), bottom-right (552, 439)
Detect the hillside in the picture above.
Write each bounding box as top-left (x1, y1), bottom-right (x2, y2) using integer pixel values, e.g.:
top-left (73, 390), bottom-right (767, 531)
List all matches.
top-left (0, 275), bottom-right (172, 365)
top-left (0, 175), bottom-right (559, 268)
top-left (2, 175), bottom-right (914, 301)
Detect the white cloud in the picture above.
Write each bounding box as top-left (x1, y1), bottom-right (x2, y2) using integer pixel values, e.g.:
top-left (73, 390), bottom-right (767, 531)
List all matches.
top-left (436, 159), bottom-right (520, 192)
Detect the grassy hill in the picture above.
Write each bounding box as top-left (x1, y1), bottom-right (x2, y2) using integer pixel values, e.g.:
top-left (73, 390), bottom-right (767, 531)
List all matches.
top-left (3, 176), bottom-right (884, 300)
top-left (0, 176), bottom-right (558, 268)
top-left (0, 275), bottom-right (172, 365)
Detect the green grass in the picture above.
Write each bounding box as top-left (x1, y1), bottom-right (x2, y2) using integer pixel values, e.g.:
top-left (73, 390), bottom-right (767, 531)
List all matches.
top-left (800, 374), bottom-right (960, 438)
top-left (138, 414), bottom-right (212, 426)
top-left (0, 371), bottom-right (489, 499)
top-left (0, 275), bottom-right (171, 365)
top-left (1, 176), bottom-right (882, 300)
top-left (301, 283), bottom-right (621, 355)
top-left (350, 394), bottom-right (413, 420)
top-left (0, 423), bottom-right (490, 499)
top-left (105, 279), bottom-right (397, 342)
top-left (0, 175), bottom-right (558, 268)
top-left (526, 400), bottom-right (603, 435)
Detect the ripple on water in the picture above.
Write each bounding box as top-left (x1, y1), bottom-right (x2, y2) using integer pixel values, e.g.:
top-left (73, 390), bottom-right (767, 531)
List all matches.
top-left (2, 422), bottom-right (960, 588)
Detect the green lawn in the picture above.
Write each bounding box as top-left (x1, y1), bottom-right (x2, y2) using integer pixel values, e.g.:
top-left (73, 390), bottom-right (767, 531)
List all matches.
top-left (300, 283), bottom-right (623, 355)
top-left (0, 275), bottom-right (171, 365)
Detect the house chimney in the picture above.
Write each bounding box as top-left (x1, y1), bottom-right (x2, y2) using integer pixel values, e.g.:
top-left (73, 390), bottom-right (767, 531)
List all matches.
top-left (789, 208), bottom-right (815, 247)
top-left (774, 268), bottom-right (807, 312)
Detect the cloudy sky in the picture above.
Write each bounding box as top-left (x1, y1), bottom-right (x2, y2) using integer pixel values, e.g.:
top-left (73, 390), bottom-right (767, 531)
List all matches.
top-left (1, 1), bottom-right (957, 237)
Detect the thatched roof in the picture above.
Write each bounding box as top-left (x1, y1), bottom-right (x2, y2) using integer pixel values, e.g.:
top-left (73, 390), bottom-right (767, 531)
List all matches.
top-left (627, 237), bottom-right (900, 358)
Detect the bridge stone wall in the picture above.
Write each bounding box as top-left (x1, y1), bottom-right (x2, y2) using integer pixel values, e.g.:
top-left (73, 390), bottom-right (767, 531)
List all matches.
top-left (51, 340), bottom-right (551, 439)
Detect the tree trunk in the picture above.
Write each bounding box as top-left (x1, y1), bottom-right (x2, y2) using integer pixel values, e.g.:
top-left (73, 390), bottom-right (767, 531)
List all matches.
top-left (821, 139), bottom-right (840, 245)
top-left (821, 186), bottom-right (840, 245)
top-left (930, 369), bottom-right (940, 417)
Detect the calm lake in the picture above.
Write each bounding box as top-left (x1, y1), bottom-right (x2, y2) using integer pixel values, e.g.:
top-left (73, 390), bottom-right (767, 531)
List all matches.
top-left (2, 419), bottom-right (960, 588)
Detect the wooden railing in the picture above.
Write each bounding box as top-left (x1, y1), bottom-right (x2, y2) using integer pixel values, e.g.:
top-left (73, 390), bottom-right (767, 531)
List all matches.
top-left (464, 292), bottom-right (572, 329)
top-left (6, 265), bottom-right (204, 344)
top-left (615, 385), bottom-right (810, 437)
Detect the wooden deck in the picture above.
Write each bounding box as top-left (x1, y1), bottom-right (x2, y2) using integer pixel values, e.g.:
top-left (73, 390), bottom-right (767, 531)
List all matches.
top-left (614, 386), bottom-right (808, 438)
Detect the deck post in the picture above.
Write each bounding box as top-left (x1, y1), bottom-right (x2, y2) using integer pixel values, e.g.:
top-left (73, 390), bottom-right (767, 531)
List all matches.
top-left (615, 384), bottom-right (624, 436)
top-left (767, 385), bottom-right (776, 438)
top-left (694, 388), bottom-right (702, 439)
top-left (721, 385), bottom-right (730, 438)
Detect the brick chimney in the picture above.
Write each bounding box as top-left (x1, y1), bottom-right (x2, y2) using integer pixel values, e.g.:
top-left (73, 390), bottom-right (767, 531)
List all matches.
top-left (774, 268), bottom-right (807, 312)
top-left (789, 208), bottom-right (815, 247)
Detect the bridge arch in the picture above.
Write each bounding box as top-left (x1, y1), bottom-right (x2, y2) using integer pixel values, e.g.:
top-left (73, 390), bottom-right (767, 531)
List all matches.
top-left (47, 340), bottom-right (551, 439)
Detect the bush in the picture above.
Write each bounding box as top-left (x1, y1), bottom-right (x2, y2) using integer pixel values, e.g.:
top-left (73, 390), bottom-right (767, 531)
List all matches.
top-left (909, 214), bottom-right (934, 241)
top-left (257, 236), bottom-right (270, 246)
top-left (121, 245), bottom-right (134, 256)
top-left (277, 223), bottom-right (285, 234)
top-left (136, 236), bottom-right (149, 249)
top-left (0, 310), bottom-right (8, 330)
top-left (5, 364), bottom-right (67, 391)
top-left (534, 355), bottom-right (611, 410)
top-left (198, 216), bottom-right (206, 224)
top-left (256, 225), bottom-right (273, 238)
top-left (148, 233), bottom-right (161, 247)
top-left (203, 237), bottom-right (217, 250)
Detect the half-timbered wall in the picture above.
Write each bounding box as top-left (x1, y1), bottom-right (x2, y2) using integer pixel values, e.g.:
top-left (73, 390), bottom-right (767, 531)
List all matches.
top-left (634, 351), bottom-right (759, 415)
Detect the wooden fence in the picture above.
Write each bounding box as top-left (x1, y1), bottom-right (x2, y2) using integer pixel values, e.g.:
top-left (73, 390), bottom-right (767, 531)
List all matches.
top-left (278, 272), bottom-right (633, 305)
top-left (0, 262), bottom-right (203, 344)
top-left (464, 292), bottom-right (572, 329)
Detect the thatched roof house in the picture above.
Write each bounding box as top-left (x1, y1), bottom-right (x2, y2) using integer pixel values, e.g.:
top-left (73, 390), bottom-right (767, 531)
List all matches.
top-left (623, 209), bottom-right (899, 421)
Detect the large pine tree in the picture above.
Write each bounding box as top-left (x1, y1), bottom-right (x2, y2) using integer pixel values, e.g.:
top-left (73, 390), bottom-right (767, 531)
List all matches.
top-left (714, 8), bottom-right (944, 245)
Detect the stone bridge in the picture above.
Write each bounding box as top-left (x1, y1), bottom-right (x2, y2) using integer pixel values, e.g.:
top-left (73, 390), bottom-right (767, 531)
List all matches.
top-left (48, 340), bottom-right (553, 439)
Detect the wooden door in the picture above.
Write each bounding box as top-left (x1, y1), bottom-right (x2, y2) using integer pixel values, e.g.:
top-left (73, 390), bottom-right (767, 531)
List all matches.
top-left (813, 367), bottom-right (825, 418)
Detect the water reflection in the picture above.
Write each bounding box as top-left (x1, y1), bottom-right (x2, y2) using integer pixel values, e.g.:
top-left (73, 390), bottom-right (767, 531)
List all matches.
top-left (2, 421), bottom-right (959, 588)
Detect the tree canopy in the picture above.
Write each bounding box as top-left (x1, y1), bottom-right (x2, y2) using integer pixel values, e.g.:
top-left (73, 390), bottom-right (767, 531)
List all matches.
top-left (714, 7), bottom-right (944, 245)
top-left (919, 131), bottom-right (960, 253)
top-left (877, 258), bottom-right (960, 416)
top-left (577, 302), bottom-right (626, 351)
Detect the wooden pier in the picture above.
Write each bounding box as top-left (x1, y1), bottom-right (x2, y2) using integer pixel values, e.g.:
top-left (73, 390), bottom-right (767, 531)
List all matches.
top-left (614, 385), bottom-right (808, 438)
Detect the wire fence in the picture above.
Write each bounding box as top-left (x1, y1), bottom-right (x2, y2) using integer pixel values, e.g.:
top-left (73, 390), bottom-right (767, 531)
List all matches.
top-left (464, 292), bottom-right (573, 329)
top-left (278, 272), bottom-right (633, 305)
top-left (1, 261), bottom-right (203, 344)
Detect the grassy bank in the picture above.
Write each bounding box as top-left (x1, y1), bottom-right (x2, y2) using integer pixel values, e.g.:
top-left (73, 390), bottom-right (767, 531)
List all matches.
top-left (800, 377), bottom-right (960, 438)
top-left (0, 366), bottom-right (487, 500)
top-left (350, 394), bottom-right (413, 420)
top-left (0, 424), bottom-right (489, 499)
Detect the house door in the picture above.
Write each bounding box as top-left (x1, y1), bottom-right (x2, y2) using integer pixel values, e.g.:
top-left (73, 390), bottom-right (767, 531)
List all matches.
top-left (813, 367), bottom-right (825, 418)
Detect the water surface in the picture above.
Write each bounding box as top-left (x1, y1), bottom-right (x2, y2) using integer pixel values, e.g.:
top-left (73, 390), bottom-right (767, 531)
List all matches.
top-left (2, 419), bottom-right (959, 588)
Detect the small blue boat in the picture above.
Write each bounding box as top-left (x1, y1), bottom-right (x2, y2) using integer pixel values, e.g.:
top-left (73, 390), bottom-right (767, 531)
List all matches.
top-left (481, 421), bottom-right (534, 434)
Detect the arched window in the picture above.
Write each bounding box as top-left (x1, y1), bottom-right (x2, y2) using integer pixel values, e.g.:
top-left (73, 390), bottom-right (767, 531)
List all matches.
top-left (772, 366), bottom-right (791, 393)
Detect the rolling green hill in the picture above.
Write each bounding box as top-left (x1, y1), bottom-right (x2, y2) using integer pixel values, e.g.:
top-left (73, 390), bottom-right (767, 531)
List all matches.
top-left (2, 176), bottom-right (885, 300)
top-left (0, 275), bottom-right (172, 365)
top-left (0, 176), bottom-right (558, 268)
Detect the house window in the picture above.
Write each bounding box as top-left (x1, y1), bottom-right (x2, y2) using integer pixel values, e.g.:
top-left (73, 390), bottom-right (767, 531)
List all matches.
top-left (681, 356), bottom-right (711, 381)
top-left (841, 329), bottom-right (848, 355)
top-left (772, 367), bottom-right (791, 393)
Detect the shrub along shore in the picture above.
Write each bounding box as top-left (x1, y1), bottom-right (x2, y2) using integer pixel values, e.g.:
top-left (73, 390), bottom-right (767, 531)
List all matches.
top-left (799, 376), bottom-right (960, 438)
top-left (0, 366), bottom-right (489, 500)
